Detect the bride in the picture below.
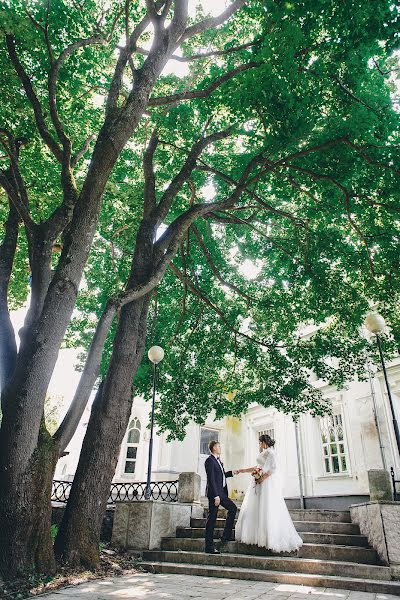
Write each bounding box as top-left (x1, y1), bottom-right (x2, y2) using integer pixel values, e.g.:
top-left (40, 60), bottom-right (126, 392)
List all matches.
top-left (235, 434), bottom-right (303, 553)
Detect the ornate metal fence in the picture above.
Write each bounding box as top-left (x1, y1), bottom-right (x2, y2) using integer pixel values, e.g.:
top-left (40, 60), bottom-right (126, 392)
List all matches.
top-left (390, 467), bottom-right (399, 501)
top-left (52, 479), bottom-right (179, 504)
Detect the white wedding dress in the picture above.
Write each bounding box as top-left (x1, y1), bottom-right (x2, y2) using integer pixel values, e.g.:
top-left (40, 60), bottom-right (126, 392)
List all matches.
top-left (235, 447), bottom-right (303, 552)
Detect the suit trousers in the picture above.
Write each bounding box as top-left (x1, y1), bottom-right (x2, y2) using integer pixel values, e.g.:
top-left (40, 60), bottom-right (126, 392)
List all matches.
top-left (205, 493), bottom-right (237, 550)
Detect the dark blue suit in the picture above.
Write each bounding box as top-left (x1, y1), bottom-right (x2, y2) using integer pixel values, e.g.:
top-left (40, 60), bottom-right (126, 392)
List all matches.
top-left (204, 455), bottom-right (237, 551)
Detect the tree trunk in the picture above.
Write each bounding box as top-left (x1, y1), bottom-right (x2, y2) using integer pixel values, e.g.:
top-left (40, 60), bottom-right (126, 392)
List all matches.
top-left (0, 424), bottom-right (59, 579)
top-left (55, 295), bottom-right (150, 567)
top-left (0, 201), bottom-right (19, 397)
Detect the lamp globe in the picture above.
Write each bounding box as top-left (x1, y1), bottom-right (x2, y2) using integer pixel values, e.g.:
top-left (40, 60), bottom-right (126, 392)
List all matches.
top-left (364, 312), bottom-right (386, 335)
top-left (148, 345), bottom-right (164, 364)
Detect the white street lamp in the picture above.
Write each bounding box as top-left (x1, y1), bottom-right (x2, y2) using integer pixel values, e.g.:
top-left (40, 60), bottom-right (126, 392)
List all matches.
top-left (145, 345), bottom-right (164, 500)
top-left (364, 312), bottom-right (400, 459)
top-left (364, 312), bottom-right (386, 335)
top-left (148, 346), bottom-right (165, 364)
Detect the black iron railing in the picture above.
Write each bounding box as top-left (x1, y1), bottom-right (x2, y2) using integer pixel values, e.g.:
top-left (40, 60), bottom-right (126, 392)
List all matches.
top-left (51, 479), bottom-right (178, 504)
top-left (390, 467), bottom-right (399, 501)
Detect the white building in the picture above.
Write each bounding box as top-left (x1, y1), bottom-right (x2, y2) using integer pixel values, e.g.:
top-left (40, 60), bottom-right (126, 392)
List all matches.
top-left (55, 356), bottom-right (400, 508)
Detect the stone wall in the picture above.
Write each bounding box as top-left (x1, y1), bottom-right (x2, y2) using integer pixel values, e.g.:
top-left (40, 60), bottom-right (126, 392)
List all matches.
top-left (111, 472), bottom-right (203, 550)
top-left (111, 500), bottom-right (203, 550)
top-left (350, 501), bottom-right (400, 578)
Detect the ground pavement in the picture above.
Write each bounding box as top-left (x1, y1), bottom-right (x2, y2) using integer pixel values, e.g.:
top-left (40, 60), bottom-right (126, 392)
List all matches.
top-left (41, 572), bottom-right (400, 600)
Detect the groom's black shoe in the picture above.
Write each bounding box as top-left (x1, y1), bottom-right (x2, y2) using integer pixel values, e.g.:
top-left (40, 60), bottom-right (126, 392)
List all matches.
top-left (205, 547), bottom-right (220, 554)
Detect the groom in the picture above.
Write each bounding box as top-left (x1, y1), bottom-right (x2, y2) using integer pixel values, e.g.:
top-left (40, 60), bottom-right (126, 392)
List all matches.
top-left (204, 440), bottom-right (237, 554)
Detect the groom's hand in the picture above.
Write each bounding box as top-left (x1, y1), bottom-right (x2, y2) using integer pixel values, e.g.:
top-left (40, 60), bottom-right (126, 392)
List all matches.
top-left (214, 496), bottom-right (221, 507)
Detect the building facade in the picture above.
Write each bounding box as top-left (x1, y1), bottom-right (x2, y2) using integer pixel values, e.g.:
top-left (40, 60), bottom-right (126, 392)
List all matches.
top-left (55, 358), bottom-right (400, 507)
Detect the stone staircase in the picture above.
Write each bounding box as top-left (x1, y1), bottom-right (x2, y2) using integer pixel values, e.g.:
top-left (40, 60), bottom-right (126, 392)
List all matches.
top-left (140, 507), bottom-right (400, 594)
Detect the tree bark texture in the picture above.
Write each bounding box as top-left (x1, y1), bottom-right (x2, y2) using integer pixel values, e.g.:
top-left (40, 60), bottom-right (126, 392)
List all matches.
top-left (0, 425), bottom-right (59, 578)
top-left (55, 294), bottom-right (150, 567)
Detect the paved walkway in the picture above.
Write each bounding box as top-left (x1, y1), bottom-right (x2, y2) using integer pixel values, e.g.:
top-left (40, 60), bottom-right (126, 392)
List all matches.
top-left (41, 572), bottom-right (399, 600)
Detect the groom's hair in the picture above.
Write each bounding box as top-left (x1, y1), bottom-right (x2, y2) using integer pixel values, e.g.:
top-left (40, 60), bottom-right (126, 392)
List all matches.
top-left (209, 440), bottom-right (219, 453)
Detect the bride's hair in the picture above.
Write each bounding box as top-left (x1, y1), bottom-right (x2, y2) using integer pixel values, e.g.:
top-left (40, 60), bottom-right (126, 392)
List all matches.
top-left (259, 434), bottom-right (276, 448)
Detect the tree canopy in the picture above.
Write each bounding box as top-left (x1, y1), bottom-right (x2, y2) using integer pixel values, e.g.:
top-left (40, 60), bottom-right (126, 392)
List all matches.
top-left (2, 0), bottom-right (400, 439)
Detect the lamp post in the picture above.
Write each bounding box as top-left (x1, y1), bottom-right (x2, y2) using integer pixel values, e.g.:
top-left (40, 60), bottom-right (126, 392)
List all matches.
top-left (364, 312), bottom-right (400, 459)
top-left (145, 345), bottom-right (164, 500)
top-left (293, 418), bottom-right (305, 509)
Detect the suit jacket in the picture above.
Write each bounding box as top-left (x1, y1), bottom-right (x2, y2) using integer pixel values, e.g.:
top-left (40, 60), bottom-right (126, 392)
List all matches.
top-left (205, 454), bottom-right (233, 499)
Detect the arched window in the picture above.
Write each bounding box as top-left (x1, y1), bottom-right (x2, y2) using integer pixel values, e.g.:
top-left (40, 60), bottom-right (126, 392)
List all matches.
top-left (124, 418), bottom-right (141, 474)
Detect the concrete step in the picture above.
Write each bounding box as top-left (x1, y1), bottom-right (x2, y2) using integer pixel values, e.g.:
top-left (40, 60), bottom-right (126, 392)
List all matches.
top-left (142, 550), bottom-right (389, 581)
top-left (191, 517), bottom-right (361, 535)
top-left (161, 537), bottom-right (377, 564)
top-left (177, 527), bottom-right (369, 547)
top-left (289, 509), bottom-right (351, 523)
top-left (139, 560), bottom-right (400, 595)
top-left (215, 508), bottom-right (351, 523)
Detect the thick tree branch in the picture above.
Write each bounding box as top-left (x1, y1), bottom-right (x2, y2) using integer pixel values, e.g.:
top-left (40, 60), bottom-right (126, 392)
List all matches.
top-left (44, 169), bottom-right (79, 240)
top-left (53, 300), bottom-right (117, 453)
top-left (146, 0), bottom-right (173, 27)
top-left (0, 198), bottom-right (19, 398)
top-left (0, 174), bottom-right (33, 232)
top-left (0, 133), bottom-right (34, 232)
top-left (168, 0), bottom-right (189, 38)
top-left (156, 129), bottom-right (231, 222)
top-left (148, 61), bottom-right (260, 107)
top-left (5, 36), bottom-right (63, 162)
top-left (180, 0), bottom-right (248, 42)
top-left (143, 130), bottom-right (159, 215)
top-left (106, 15), bottom-right (151, 116)
top-left (137, 40), bottom-right (258, 62)
top-left (49, 36), bottom-right (107, 150)
top-left (146, 0), bottom-right (160, 22)
top-left (156, 154), bottom-right (264, 253)
top-left (106, 0), bottom-right (166, 116)
top-left (53, 228), bottom-right (186, 452)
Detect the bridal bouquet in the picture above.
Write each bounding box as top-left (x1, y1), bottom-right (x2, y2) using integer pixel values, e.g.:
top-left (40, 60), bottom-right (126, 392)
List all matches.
top-left (251, 467), bottom-right (264, 483)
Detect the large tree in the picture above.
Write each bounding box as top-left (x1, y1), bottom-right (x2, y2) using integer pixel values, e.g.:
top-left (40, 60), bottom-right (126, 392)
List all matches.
top-left (0, 0), bottom-right (399, 579)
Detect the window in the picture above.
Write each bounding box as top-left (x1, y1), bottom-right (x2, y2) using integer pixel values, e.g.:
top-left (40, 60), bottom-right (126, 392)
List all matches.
top-left (124, 418), bottom-right (141, 474)
top-left (258, 427), bottom-right (275, 444)
top-left (200, 428), bottom-right (219, 455)
top-left (320, 409), bottom-right (348, 474)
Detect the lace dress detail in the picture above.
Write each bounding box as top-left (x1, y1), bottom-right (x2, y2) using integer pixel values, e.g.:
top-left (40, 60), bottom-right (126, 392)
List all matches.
top-left (235, 448), bottom-right (303, 552)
